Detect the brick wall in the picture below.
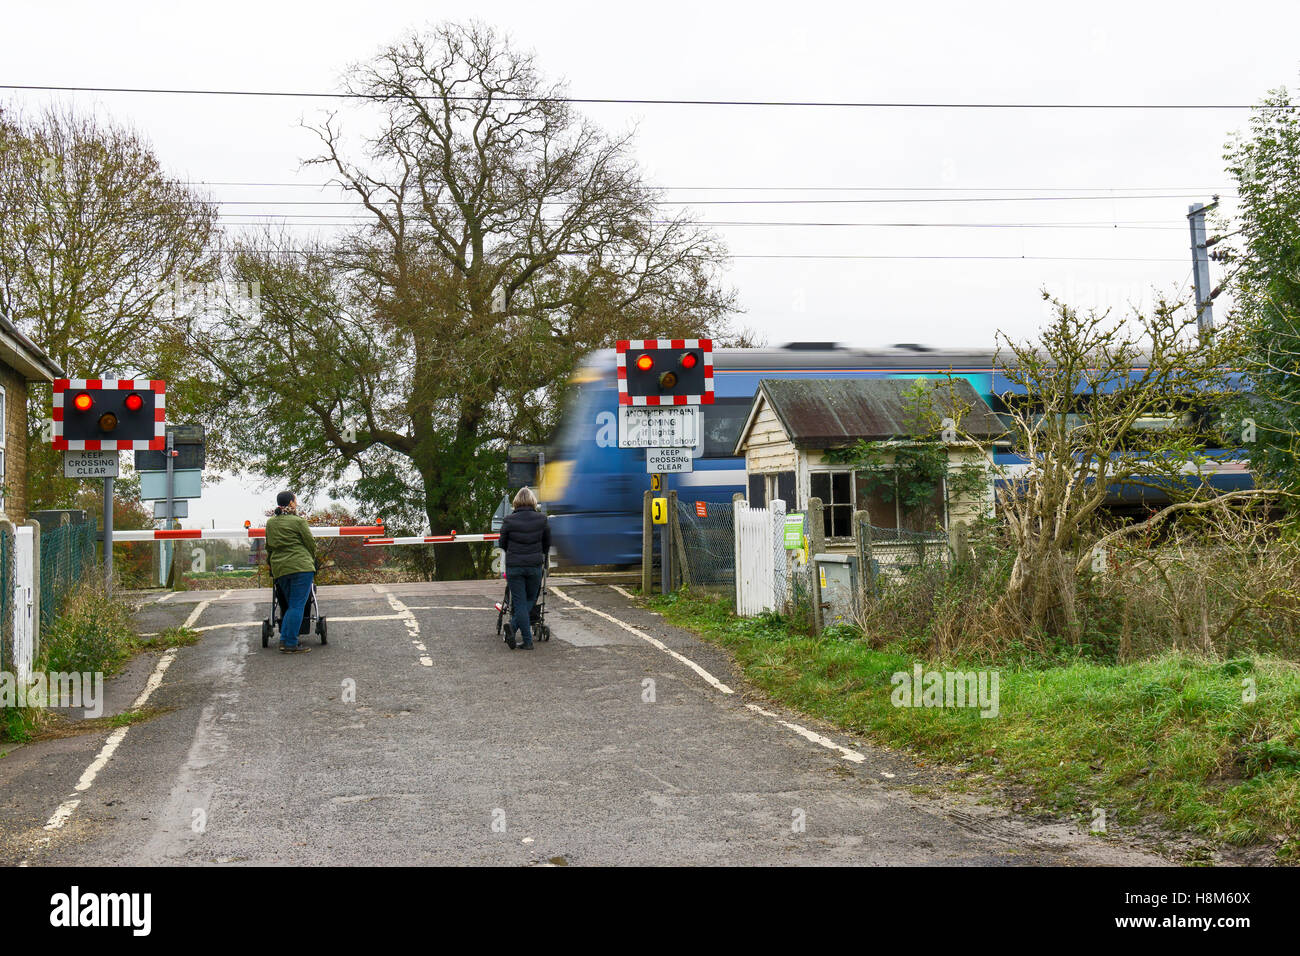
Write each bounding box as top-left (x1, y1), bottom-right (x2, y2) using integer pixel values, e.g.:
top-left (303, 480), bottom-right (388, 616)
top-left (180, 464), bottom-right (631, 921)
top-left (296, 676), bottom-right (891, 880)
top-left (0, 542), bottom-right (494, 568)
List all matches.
top-left (0, 362), bottom-right (30, 522)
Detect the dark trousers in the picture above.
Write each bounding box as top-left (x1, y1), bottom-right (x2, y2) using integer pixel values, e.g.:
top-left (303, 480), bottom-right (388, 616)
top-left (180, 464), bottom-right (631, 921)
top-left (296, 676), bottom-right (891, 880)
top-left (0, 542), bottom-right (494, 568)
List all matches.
top-left (275, 571), bottom-right (314, 647)
top-left (506, 565), bottom-right (544, 644)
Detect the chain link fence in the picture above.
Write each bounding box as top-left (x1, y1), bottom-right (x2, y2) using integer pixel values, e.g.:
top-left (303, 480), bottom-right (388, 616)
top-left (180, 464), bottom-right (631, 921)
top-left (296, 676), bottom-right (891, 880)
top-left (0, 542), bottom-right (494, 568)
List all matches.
top-left (40, 521), bottom-right (97, 630)
top-left (858, 521), bottom-right (950, 587)
top-left (675, 498), bottom-right (735, 591)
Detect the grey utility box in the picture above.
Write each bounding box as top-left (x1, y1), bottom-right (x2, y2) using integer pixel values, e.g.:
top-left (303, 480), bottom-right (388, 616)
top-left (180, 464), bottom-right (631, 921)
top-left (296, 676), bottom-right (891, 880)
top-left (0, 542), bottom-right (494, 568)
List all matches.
top-left (814, 553), bottom-right (858, 626)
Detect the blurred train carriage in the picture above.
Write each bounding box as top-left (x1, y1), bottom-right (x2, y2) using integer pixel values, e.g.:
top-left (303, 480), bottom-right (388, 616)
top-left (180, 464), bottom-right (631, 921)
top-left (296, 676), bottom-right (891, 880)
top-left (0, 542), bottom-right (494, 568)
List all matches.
top-left (539, 343), bottom-right (1252, 568)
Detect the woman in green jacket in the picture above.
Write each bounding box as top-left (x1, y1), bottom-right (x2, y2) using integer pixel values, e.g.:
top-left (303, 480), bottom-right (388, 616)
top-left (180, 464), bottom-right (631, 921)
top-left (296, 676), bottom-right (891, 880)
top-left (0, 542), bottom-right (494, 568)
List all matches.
top-left (266, 491), bottom-right (317, 654)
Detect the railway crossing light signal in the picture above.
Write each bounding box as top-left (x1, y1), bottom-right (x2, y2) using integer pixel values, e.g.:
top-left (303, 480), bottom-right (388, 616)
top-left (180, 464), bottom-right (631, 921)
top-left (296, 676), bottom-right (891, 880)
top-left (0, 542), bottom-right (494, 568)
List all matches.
top-left (53, 379), bottom-right (166, 449)
top-left (616, 339), bottom-right (714, 406)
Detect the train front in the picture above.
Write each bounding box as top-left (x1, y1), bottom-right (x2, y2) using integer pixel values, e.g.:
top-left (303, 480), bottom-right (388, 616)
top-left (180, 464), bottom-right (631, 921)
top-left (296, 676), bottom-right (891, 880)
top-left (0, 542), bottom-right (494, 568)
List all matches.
top-left (539, 352), bottom-right (650, 567)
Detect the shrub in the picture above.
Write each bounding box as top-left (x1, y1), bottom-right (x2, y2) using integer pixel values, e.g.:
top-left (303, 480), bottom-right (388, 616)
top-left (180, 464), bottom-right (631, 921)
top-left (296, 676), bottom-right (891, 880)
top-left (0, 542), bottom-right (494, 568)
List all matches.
top-left (39, 582), bottom-right (136, 676)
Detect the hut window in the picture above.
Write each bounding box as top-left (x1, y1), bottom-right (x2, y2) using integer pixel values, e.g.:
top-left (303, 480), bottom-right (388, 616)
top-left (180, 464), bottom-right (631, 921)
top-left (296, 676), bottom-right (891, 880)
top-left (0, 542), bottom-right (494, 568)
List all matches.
top-left (809, 470), bottom-right (852, 538)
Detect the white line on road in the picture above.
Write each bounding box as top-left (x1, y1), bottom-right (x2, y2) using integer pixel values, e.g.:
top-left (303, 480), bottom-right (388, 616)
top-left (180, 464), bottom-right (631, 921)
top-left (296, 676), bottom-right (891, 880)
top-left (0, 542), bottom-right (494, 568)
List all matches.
top-left (376, 586), bottom-right (432, 666)
top-left (42, 600), bottom-right (209, 834)
top-left (576, 587), bottom-right (867, 766)
top-left (182, 600), bottom-right (210, 630)
top-left (218, 589), bottom-right (233, 599)
top-left (744, 703), bottom-right (865, 764)
top-left (156, 592), bottom-right (176, 603)
top-left (549, 586), bottom-right (733, 694)
top-left (403, 605), bottom-right (495, 611)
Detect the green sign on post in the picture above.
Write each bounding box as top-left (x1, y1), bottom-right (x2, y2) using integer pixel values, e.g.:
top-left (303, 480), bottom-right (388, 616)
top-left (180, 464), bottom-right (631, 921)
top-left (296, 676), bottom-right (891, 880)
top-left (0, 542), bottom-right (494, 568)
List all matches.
top-left (784, 513), bottom-right (805, 549)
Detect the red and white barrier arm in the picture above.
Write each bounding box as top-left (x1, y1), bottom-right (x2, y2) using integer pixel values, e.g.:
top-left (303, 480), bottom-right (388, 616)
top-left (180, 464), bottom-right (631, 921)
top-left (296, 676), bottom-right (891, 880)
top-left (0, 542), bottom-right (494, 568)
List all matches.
top-left (112, 525), bottom-right (386, 541)
top-left (364, 533), bottom-right (500, 546)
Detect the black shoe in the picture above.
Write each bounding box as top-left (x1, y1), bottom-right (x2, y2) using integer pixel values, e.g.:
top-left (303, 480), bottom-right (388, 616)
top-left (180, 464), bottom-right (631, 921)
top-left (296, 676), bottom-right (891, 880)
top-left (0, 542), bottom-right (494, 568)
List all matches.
top-left (280, 643), bottom-right (310, 654)
top-left (519, 640), bottom-right (534, 650)
top-left (504, 628), bottom-right (517, 650)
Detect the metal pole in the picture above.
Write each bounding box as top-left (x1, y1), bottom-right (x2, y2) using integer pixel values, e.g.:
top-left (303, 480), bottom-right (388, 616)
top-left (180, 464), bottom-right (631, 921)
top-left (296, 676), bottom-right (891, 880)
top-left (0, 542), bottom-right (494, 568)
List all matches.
top-left (164, 429), bottom-right (175, 587)
top-left (1187, 201), bottom-right (1217, 343)
top-left (166, 428), bottom-right (175, 530)
top-left (103, 475), bottom-right (114, 595)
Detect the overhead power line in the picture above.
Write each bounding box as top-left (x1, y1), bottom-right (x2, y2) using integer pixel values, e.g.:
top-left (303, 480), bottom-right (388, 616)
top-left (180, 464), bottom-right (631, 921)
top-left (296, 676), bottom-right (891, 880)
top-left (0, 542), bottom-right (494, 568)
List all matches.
top-left (213, 217), bottom-right (1183, 230)
top-left (0, 84), bottom-right (1288, 110)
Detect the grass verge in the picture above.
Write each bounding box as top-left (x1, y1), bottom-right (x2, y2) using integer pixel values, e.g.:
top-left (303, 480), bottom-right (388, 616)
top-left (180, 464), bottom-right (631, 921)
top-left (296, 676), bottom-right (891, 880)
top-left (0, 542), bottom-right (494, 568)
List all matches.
top-left (649, 589), bottom-right (1300, 863)
top-left (2, 586), bottom-right (199, 744)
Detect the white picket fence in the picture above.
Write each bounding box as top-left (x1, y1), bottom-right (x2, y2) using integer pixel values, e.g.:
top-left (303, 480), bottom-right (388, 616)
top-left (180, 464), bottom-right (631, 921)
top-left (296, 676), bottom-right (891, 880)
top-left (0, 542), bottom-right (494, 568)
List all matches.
top-left (733, 498), bottom-right (788, 616)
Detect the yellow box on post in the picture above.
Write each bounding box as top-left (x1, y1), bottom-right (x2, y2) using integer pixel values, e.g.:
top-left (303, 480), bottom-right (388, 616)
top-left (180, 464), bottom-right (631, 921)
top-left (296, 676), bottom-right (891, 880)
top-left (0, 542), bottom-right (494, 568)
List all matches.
top-left (651, 497), bottom-right (668, 525)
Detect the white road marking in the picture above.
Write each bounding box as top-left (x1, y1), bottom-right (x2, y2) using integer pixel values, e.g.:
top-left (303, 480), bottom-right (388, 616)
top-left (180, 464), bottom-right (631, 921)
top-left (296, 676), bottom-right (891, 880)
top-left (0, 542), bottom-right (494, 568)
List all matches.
top-left (182, 600), bottom-right (211, 630)
top-left (380, 589), bottom-right (432, 667)
top-left (327, 614), bottom-right (404, 623)
top-left (194, 620), bottom-right (263, 632)
top-left (403, 605), bottom-right (496, 611)
top-left (592, 587), bottom-right (868, 766)
top-left (41, 601), bottom-right (209, 835)
top-left (744, 703), bottom-right (865, 764)
top-left (156, 592), bottom-right (176, 603)
top-left (218, 589), bottom-right (233, 600)
top-left (550, 586), bottom-right (733, 694)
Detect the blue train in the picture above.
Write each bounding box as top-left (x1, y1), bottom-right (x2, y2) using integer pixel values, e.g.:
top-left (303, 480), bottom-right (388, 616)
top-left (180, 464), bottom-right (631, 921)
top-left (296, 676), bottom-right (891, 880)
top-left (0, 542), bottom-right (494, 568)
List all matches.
top-left (539, 343), bottom-right (1251, 567)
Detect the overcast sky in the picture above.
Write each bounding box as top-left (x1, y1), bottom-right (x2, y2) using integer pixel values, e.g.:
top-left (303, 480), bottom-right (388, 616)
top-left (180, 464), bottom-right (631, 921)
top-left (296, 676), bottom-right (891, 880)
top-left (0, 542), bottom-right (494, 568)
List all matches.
top-left (3, 0), bottom-right (1298, 526)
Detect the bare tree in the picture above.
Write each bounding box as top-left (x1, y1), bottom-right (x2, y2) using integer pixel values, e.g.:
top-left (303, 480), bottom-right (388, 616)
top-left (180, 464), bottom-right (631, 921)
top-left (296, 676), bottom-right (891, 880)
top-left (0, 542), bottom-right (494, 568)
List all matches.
top-left (197, 23), bottom-right (738, 578)
top-left (990, 295), bottom-right (1277, 643)
top-left (0, 104), bottom-right (220, 508)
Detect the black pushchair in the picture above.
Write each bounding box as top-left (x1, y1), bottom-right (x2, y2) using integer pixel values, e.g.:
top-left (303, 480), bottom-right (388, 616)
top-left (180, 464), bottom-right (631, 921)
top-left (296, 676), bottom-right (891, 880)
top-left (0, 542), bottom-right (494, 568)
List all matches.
top-left (495, 566), bottom-right (551, 644)
top-left (262, 577), bottom-right (328, 648)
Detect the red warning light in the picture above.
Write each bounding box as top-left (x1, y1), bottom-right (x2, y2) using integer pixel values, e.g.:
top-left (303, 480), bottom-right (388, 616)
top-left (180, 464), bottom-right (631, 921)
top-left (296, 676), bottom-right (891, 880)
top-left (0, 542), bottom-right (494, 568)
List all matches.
top-left (72, 392), bottom-right (93, 412)
top-left (635, 353), bottom-right (654, 372)
top-left (124, 392), bottom-right (144, 412)
top-left (680, 352), bottom-right (698, 370)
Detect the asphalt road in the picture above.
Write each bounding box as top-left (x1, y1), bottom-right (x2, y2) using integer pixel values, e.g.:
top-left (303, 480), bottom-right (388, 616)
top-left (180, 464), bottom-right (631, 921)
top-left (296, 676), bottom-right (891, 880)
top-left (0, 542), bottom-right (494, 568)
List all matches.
top-left (0, 580), bottom-right (1165, 866)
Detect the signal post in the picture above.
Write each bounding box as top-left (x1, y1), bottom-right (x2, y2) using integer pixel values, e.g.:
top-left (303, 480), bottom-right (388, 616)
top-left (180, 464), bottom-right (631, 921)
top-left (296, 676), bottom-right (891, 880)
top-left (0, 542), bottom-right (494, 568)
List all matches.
top-left (53, 379), bottom-right (167, 594)
top-left (615, 339), bottom-right (713, 595)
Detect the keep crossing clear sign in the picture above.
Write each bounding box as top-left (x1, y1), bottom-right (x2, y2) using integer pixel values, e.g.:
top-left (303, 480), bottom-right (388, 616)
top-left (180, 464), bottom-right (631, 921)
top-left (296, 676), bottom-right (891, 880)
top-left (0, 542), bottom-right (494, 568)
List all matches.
top-left (646, 447), bottom-right (693, 473)
top-left (63, 449), bottom-right (119, 479)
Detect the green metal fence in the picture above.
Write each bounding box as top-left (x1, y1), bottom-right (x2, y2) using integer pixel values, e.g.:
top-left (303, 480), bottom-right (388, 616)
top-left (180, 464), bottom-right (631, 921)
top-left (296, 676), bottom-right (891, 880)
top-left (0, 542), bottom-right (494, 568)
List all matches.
top-left (39, 521), bottom-right (97, 630)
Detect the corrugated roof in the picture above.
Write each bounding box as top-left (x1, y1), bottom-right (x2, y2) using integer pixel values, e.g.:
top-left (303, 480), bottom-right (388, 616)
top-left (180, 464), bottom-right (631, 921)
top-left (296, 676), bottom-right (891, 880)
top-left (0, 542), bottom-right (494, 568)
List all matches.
top-left (749, 377), bottom-right (1006, 448)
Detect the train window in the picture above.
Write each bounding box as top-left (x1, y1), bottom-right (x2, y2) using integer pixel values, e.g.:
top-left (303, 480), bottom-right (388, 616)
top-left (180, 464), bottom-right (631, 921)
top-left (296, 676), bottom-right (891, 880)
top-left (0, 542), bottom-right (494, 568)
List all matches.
top-left (702, 398), bottom-right (754, 458)
top-left (810, 470), bottom-right (853, 538)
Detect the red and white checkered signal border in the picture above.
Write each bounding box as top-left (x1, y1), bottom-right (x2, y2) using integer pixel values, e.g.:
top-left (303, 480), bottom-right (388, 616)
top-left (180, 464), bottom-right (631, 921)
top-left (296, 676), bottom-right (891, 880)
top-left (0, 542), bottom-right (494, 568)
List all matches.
top-left (615, 339), bottom-right (714, 406)
top-left (52, 378), bottom-right (166, 450)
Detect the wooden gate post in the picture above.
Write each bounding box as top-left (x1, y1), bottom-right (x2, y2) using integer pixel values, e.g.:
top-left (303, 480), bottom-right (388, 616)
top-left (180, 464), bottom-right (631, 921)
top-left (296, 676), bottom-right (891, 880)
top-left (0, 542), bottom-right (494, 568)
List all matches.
top-left (807, 497), bottom-right (825, 634)
top-left (669, 490), bottom-right (691, 590)
top-left (854, 510), bottom-right (875, 615)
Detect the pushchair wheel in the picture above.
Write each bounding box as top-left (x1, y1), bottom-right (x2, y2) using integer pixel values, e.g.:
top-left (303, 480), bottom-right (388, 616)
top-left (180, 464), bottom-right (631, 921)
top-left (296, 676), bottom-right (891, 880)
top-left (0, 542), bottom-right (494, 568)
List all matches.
top-left (539, 624), bottom-right (551, 642)
top-left (261, 620), bottom-right (271, 648)
top-left (317, 616), bottom-right (328, 644)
